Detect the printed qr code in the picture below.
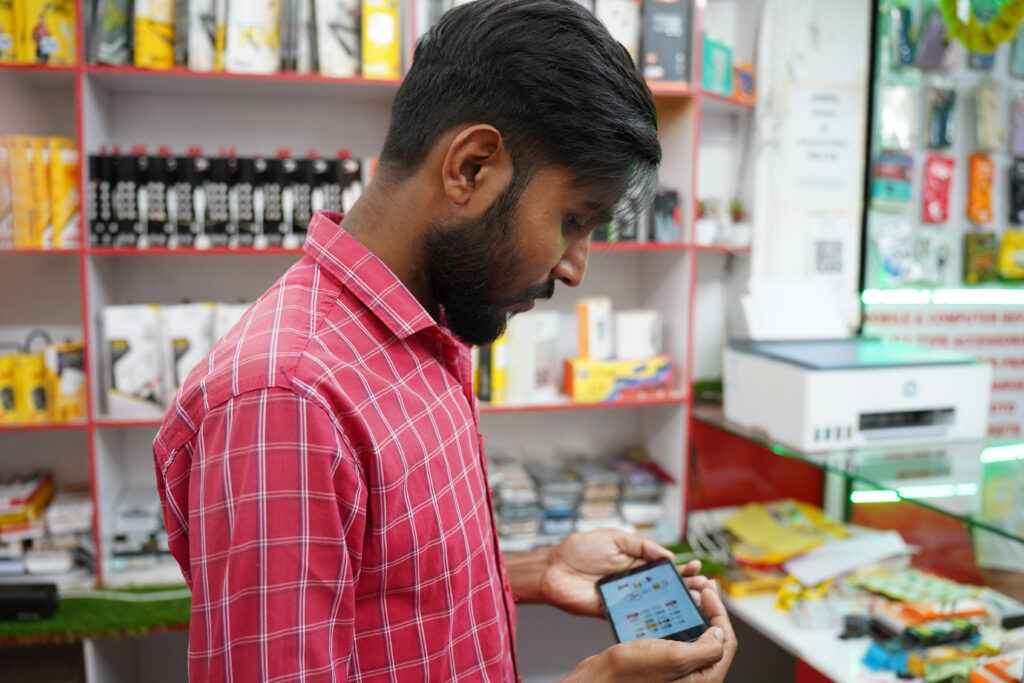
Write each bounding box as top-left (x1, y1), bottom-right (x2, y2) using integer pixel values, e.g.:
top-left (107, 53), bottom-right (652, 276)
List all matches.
top-left (815, 240), bottom-right (843, 274)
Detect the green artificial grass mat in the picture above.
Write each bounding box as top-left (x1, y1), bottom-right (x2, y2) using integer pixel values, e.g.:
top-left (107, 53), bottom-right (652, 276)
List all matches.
top-left (0, 586), bottom-right (191, 644)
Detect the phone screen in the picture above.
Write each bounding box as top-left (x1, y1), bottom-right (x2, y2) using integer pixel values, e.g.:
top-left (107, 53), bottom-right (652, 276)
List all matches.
top-left (597, 559), bottom-right (708, 643)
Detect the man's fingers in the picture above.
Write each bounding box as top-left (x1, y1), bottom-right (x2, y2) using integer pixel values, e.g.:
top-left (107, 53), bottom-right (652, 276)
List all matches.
top-left (684, 574), bottom-right (708, 591)
top-left (613, 530), bottom-right (674, 564)
top-left (678, 559), bottom-right (702, 577)
top-left (606, 631), bottom-right (725, 678)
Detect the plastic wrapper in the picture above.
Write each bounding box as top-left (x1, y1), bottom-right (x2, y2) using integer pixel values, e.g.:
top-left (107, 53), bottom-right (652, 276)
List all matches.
top-left (925, 83), bottom-right (956, 148)
top-left (964, 232), bottom-right (999, 285)
top-left (1000, 230), bottom-right (1024, 280)
top-left (921, 155), bottom-right (953, 224)
top-left (914, 231), bottom-right (952, 286)
top-left (916, 5), bottom-right (949, 69)
top-left (880, 82), bottom-right (917, 151)
top-left (872, 217), bottom-right (915, 286)
top-left (968, 154), bottom-right (995, 226)
top-left (95, 0), bottom-right (131, 66)
top-left (1011, 159), bottom-right (1024, 225)
top-left (871, 152), bottom-right (914, 211)
top-left (1012, 96), bottom-right (1024, 157)
top-left (976, 79), bottom-right (1003, 152)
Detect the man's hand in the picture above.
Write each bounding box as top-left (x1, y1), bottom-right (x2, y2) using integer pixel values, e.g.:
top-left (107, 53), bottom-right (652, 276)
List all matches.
top-left (560, 582), bottom-right (738, 683)
top-left (539, 529), bottom-right (705, 617)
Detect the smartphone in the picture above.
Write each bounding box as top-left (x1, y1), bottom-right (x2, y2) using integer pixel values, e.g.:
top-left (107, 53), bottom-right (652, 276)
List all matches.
top-left (596, 558), bottom-right (710, 643)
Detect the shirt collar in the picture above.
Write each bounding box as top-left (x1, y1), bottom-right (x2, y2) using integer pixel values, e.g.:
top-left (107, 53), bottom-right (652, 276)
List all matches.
top-left (303, 210), bottom-right (438, 340)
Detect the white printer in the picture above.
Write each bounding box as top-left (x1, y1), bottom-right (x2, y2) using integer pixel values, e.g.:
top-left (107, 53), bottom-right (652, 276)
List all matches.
top-left (723, 338), bottom-right (992, 452)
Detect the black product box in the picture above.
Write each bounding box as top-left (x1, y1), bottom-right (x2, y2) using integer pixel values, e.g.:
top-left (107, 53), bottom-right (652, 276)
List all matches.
top-left (312, 158), bottom-right (340, 213)
top-left (641, 0), bottom-right (691, 83)
top-left (170, 155), bottom-right (198, 247)
top-left (0, 584), bottom-right (58, 621)
top-left (337, 156), bottom-right (362, 213)
top-left (260, 157), bottom-right (286, 246)
top-left (111, 151), bottom-right (143, 247)
top-left (204, 157), bottom-right (232, 247)
top-left (1011, 159), bottom-right (1024, 225)
top-left (232, 157), bottom-right (258, 246)
top-left (292, 157), bottom-right (315, 240)
top-left (87, 154), bottom-right (114, 246)
top-left (144, 153), bottom-right (171, 246)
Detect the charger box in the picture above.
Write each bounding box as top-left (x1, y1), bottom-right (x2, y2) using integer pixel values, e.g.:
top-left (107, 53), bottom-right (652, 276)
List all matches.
top-left (103, 305), bottom-right (165, 418)
top-left (576, 297), bottom-right (613, 360)
top-left (563, 355), bottom-right (673, 403)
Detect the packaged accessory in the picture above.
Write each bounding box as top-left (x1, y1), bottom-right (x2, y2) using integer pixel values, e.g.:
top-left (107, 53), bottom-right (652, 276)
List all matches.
top-left (141, 147), bottom-right (171, 247)
top-left (43, 341), bottom-right (85, 423)
top-left (224, 0), bottom-right (281, 74)
top-left (161, 303), bottom-right (214, 402)
top-left (134, 0), bottom-right (175, 69)
top-left (651, 189), bottom-right (681, 242)
top-left (922, 155), bottom-right (954, 224)
top-left (0, 355), bottom-right (17, 423)
top-left (701, 34), bottom-right (733, 96)
top-left (0, 0), bottom-right (14, 62)
top-left (1013, 96), bottom-right (1024, 157)
top-left (964, 232), bottom-right (999, 284)
top-left (976, 78), bottom-right (1003, 152)
top-left (1011, 158), bottom-right (1024, 225)
top-left (46, 138), bottom-right (79, 249)
top-left (14, 353), bottom-right (48, 423)
top-left (103, 304), bottom-right (165, 418)
top-left (871, 152), bottom-right (914, 211)
top-left (641, 0), bottom-right (691, 82)
top-left (880, 79), bottom-right (918, 151)
top-left (8, 136), bottom-right (35, 247)
top-left (230, 155), bottom-right (258, 246)
top-left (29, 137), bottom-right (50, 249)
top-left (563, 356), bottom-right (673, 403)
top-left (15, 0), bottom-right (75, 65)
top-left (203, 152), bottom-right (231, 246)
top-left (887, 1), bottom-right (915, 67)
top-left (916, 5), bottom-right (950, 69)
top-left (915, 231), bottom-right (952, 285)
top-left (968, 5), bottom-right (997, 70)
top-left (925, 82), bottom-right (956, 148)
top-left (279, 152), bottom-right (300, 248)
top-left (615, 310), bottom-right (662, 359)
top-left (1013, 24), bottom-right (1024, 78)
top-left (95, 0), bottom-right (132, 65)
top-left (214, 0), bottom-right (227, 69)
top-left (505, 311), bottom-right (560, 405)
top-left (968, 154), bottom-right (995, 225)
top-left (873, 218), bottom-right (915, 286)
top-left (362, 0), bottom-right (400, 80)
top-left (316, 0), bottom-right (360, 77)
top-left (0, 139), bottom-right (10, 248)
top-left (185, 0), bottom-right (217, 71)
top-left (1000, 230), bottom-right (1024, 280)
top-left (733, 60), bottom-right (755, 105)
top-left (291, 155), bottom-right (315, 241)
top-left (188, 147), bottom-right (210, 248)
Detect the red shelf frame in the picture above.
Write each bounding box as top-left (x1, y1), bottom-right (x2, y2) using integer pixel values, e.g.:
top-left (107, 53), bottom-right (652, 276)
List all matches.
top-left (480, 392), bottom-right (688, 415)
top-left (82, 63), bottom-right (402, 88)
top-left (648, 80), bottom-right (696, 98)
top-left (0, 248), bottom-right (83, 255)
top-left (87, 246), bottom-right (305, 257)
top-left (0, 63), bottom-right (76, 74)
top-left (691, 243), bottom-right (752, 255)
top-left (699, 89), bottom-right (755, 110)
top-left (92, 417), bottom-right (164, 429)
top-left (0, 420), bottom-right (89, 433)
top-left (591, 241), bottom-right (688, 252)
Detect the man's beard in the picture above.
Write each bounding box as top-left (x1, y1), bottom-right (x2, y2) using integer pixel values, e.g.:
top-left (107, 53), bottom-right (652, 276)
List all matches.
top-left (424, 174), bottom-right (555, 346)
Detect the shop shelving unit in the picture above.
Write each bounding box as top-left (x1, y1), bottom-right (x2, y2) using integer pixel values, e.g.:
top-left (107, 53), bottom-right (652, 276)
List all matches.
top-left (0, 0), bottom-right (758, 602)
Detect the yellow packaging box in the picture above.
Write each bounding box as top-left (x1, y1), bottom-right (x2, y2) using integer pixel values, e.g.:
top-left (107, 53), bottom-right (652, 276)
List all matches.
top-left (135, 0), bottom-right (176, 69)
top-left (1000, 230), bottom-right (1024, 280)
top-left (490, 331), bottom-right (509, 404)
top-left (0, 471), bottom-right (55, 528)
top-left (562, 355), bottom-right (673, 403)
top-left (14, 353), bottom-right (49, 423)
top-left (362, 0), bottom-right (400, 80)
top-left (29, 136), bottom-right (50, 248)
top-left (0, 0), bottom-right (15, 62)
top-left (44, 341), bottom-right (86, 423)
top-left (15, 0), bottom-right (75, 65)
top-left (0, 354), bottom-right (17, 423)
top-left (0, 137), bottom-right (11, 247)
top-left (47, 137), bottom-right (78, 248)
top-left (8, 136), bottom-right (36, 248)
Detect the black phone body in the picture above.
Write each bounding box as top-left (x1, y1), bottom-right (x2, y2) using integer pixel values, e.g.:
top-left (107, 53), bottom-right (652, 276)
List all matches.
top-left (596, 558), bottom-right (710, 643)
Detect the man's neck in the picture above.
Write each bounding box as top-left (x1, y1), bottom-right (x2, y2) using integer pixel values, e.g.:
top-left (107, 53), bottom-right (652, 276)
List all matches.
top-left (339, 177), bottom-right (438, 317)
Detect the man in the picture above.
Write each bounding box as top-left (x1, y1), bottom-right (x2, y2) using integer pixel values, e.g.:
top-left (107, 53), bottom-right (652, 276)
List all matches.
top-left (153, 0), bottom-right (737, 680)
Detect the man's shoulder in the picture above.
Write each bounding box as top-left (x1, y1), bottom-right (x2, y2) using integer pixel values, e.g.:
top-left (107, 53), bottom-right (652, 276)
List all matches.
top-left (156, 257), bottom-right (360, 452)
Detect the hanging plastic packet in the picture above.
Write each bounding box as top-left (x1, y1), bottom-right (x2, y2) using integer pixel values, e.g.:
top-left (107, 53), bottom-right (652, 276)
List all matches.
top-left (915, 231), bottom-right (952, 285)
top-left (873, 218), bottom-right (915, 286)
top-left (916, 4), bottom-right (949, 69)
top-left (872, 152), bottom-right (914, 212)
top-left (887, 1), bottom-right (915, 67)
top-left (880, 76), bottom-right (918, 151)
top-left (95, 0), bottom-right (131, 65)
top-left (968, 154), bottom-right (995, 225)
top-left (964, 232), bottom-right (999, 284)
top-left (1000, 230), bottom-right (1024, 280)
top-left (925, 81), bottom-right (956, 148)
top-left (1012, 96), bottom-right (1024, 157)
top-left (976, 78), bottom-right (1003, 152)
top-left (922, 155), bottom-right (954, 224)
top-left (1013, 25), bottom-right (1024, 78)
top-left (1010, 159), bottom-right (1024, 225)
top-left (968, 5), bottom-right (996, 70)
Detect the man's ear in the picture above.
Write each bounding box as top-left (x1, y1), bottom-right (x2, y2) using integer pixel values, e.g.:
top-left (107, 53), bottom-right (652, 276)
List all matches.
top-left (441, 124), bottom-right (515, 215)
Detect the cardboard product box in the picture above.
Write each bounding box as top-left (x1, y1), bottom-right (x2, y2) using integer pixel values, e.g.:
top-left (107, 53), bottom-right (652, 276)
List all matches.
top-left (86, 152), bottom-right (115, 246)
top-left (224, 0), bottom-right (281, 74)
top-left (291, 157), bottom-right (315, 240)
top-left (203, 156), bottom-right (232, 247)
top-left (134, 0), bottom-right (176, 69)
top-left (231, 156), bottom-right (259, 246)
top-left (701, 33), bottom-right (732, 96)
top-left (576, 297), bottom-right (613, 361)
top-left (0, 355), bottom-right (16, 424)
top-left (161, 302), bottom-right (214, 402)
top-left (14, 353), bottom-right (49, 423)
top-left (311, 157), bottom-right (338, 213)
top-left (103, 305), bottom-right (165, 418)
top-left (28, 136), bottom-right (50, 248)
top-left (316, 0), bottom-right (360, 78)
top-left (110, 149), bottom-right (143, 248)
top-left (641, 0), bottom-right (690, 82)
top-left (94, 0), bottom-right (132, 65)
top-left (338, 155), bottom-right (363, 212)
top-left (596, 0), bottom-right (641, 65)
top-left (614, 309), bottom-right (662, 359)
top-left (183, 0), bottom-right (217, 70)
top-left (15, 0), bottom-right (76, 65)
top-left (259, 157), bottom-right (287, 246)
top-left (362, 0), bottom-right (400, 79)
top-left (0, 0), bottom-right (15, 62)
top-left (506, 311), bottom-right (560, 405)
top-left (0, 138), bottom-right (11, 248)
top-left (47, 139), bottom-right (79, 249)
top-left (563, 355), bottom-right (673, 403)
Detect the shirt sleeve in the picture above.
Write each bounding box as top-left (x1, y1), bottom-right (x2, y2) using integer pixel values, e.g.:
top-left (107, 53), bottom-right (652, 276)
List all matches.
top-left (167, 387), bottom-right (367, 683)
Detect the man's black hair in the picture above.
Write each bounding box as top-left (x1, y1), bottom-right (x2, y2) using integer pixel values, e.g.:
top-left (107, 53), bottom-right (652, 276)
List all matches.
top-left (380, 0), bottom-right (661, 212)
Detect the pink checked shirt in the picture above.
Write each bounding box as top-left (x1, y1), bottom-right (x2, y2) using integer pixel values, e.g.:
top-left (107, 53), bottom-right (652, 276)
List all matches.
top-left (153, 211), bottom-right (519, 682)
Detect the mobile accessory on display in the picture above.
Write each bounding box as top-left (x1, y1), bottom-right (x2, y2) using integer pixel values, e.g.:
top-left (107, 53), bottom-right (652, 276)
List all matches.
top-left (596, 558), bottom-right (709, 644)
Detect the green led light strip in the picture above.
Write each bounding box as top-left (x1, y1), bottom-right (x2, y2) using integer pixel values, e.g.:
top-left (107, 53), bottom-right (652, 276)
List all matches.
top-left (850, 482), bottom-right (978, 503)
top-left (862, 289), bottom-right (1024, 305)
top-left (980, 443), bottom-right (1024, 463)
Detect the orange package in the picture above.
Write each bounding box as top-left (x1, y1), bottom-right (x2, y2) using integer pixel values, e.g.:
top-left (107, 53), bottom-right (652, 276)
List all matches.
top-left (968, 154), bottom-right (994, 225)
